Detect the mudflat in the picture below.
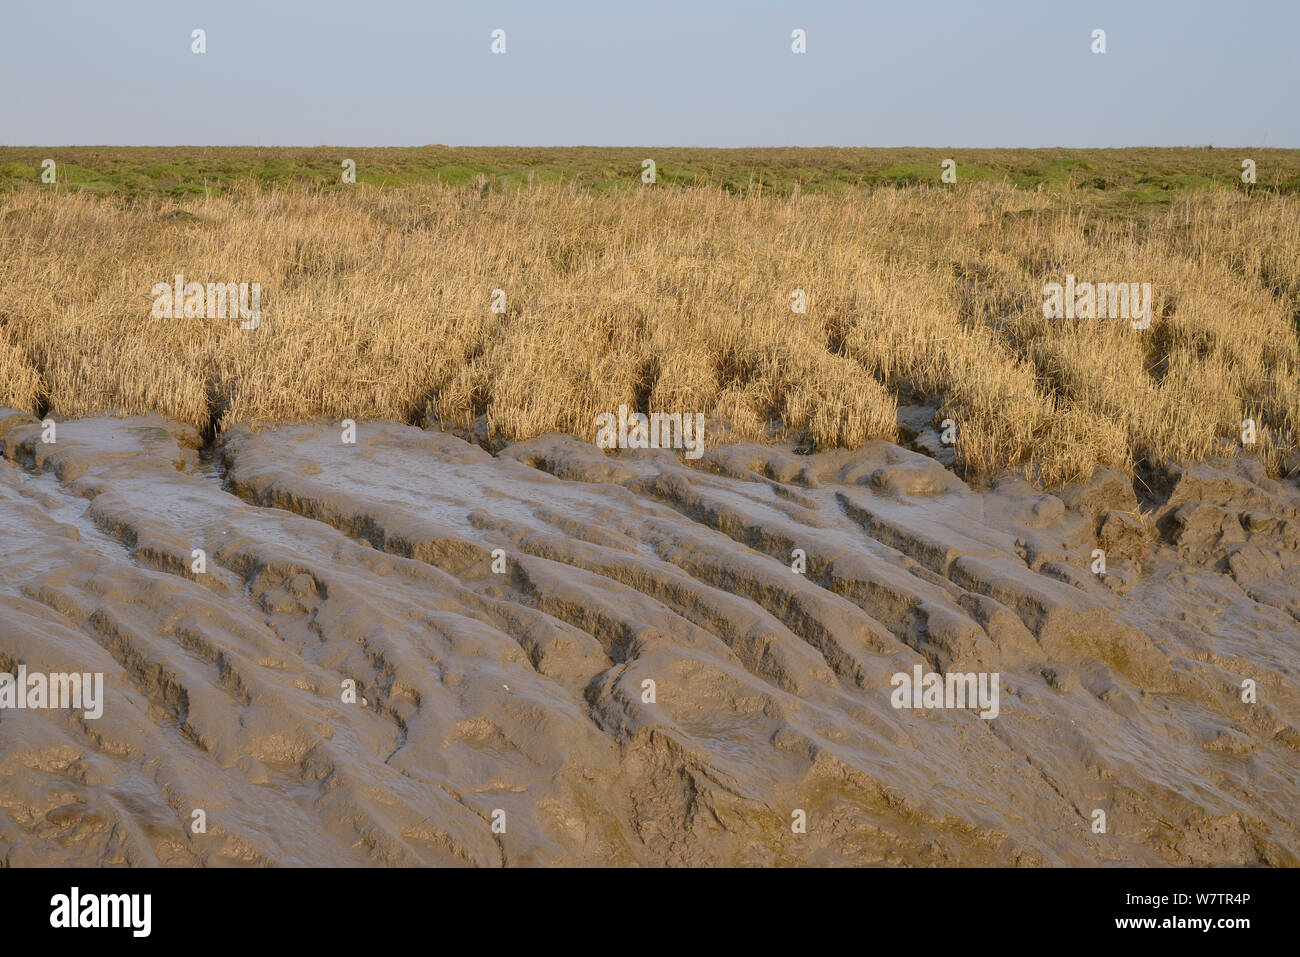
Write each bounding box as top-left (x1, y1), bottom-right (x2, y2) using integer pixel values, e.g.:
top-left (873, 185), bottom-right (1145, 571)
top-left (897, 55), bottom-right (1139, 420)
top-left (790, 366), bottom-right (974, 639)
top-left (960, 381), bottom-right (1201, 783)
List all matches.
top-left (0, 410), bottom-right (1296, 866)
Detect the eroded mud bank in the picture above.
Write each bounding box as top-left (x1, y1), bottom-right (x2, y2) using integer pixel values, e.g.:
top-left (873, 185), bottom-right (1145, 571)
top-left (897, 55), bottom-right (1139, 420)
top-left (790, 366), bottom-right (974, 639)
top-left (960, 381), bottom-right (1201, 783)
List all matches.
top-left (0, 410), bottom-right (1296, 866)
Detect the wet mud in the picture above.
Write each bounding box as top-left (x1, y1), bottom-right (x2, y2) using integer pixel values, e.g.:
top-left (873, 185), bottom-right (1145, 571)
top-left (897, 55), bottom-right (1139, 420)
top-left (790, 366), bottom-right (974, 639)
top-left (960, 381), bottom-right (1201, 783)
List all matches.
top-left (0, 410), bottom-right (1296, 866)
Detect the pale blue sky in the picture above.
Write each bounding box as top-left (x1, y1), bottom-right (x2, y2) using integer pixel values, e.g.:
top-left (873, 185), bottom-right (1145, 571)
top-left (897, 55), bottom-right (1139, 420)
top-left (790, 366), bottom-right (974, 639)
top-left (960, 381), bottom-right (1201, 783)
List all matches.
top-left (2, 0), bottom-right (1295, 146)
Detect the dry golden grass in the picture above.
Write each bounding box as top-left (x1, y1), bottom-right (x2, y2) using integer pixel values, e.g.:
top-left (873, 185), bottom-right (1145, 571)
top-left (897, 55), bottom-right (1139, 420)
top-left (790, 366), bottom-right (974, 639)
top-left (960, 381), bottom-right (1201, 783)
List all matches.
top-left (1, 181), bottom-right (1297, 487)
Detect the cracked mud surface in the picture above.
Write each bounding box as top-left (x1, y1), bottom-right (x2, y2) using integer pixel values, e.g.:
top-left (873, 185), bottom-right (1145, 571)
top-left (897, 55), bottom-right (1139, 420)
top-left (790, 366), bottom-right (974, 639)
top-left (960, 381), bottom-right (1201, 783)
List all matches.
top-left (0, 410), bottom-right (1296, 866)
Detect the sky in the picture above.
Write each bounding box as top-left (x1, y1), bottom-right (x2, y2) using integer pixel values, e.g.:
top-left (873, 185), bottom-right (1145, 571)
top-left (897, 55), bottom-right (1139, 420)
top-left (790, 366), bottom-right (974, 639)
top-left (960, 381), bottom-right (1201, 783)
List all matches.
top-left (2, 0), bottom-right (1296, 147)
